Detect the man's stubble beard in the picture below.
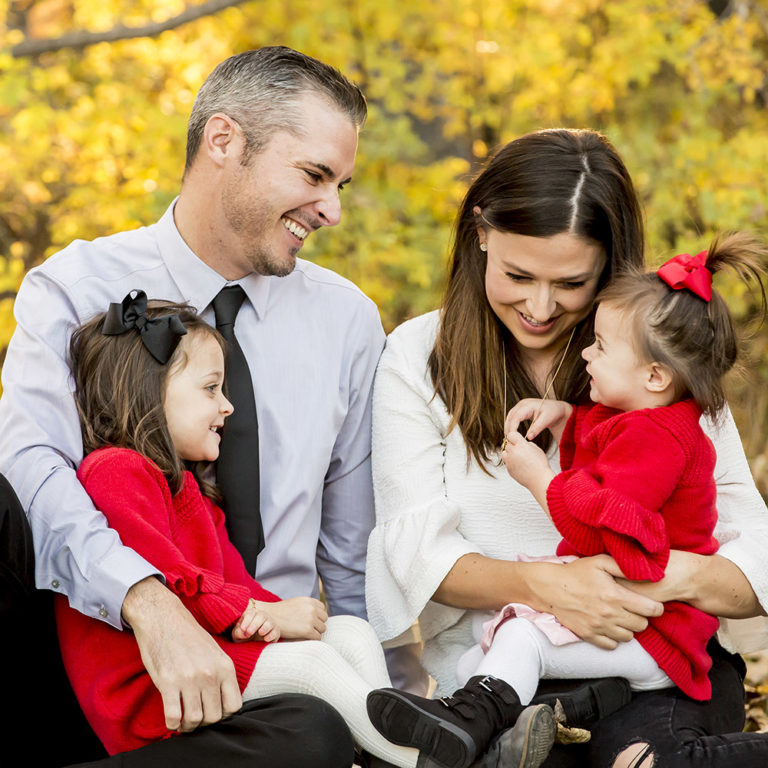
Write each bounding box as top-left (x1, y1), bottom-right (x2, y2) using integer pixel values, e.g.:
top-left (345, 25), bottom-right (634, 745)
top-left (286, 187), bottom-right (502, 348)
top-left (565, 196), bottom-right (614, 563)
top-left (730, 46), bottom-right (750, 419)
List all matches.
top-left (221, 183), bottom-right (296, 278)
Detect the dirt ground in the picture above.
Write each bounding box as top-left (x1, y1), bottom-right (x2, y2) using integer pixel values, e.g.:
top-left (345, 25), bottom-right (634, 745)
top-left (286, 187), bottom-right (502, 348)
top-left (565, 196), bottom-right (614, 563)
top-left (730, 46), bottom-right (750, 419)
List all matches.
top-left (743, 650), bottom-right (768, 732)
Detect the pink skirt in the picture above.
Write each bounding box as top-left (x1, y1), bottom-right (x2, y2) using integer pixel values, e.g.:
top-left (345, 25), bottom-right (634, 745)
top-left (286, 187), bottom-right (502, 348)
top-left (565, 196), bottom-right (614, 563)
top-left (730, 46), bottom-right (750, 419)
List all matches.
top-left (481, 554), bottom-right (580, 651)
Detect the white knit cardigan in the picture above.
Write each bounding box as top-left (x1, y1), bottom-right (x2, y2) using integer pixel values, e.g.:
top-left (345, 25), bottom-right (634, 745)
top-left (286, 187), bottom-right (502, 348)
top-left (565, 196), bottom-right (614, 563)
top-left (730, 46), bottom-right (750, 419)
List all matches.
top-left (366, 310), bottom-right (768, 695)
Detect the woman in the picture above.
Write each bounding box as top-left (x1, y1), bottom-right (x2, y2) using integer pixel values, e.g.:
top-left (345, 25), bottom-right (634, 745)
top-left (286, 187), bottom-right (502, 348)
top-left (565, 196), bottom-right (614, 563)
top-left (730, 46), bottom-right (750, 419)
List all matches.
top-left (366, 129), bottom-right (768, 767)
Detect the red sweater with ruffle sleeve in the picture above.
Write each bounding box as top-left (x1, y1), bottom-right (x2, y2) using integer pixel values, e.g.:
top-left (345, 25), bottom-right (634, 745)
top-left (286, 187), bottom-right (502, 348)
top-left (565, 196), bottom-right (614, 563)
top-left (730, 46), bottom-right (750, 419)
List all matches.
top-left (547, 400), bottom-right (720, 700)
top-left (55, 447), bottom-right (281, 754)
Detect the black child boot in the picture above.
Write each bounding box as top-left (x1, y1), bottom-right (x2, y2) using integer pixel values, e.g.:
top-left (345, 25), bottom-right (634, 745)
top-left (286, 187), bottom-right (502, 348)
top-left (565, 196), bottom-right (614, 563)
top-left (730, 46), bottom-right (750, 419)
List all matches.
top-left (366, 675), bottom-right (555, 768)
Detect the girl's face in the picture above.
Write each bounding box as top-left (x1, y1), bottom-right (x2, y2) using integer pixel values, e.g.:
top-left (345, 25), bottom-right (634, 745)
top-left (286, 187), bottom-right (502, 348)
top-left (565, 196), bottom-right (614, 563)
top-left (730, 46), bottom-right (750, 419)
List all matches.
top-left (164, 333), bottom-right (233, 462)
top-left (581, 303), bottom-right (654, 411)
top-left (481, 227), bottom-right (605, 366)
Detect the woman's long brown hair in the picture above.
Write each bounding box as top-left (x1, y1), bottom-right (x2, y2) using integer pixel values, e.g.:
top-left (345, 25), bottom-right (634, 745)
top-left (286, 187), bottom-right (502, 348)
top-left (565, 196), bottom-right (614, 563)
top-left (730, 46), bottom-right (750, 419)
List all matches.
top-left (428, 129), bottom-right (645, 469)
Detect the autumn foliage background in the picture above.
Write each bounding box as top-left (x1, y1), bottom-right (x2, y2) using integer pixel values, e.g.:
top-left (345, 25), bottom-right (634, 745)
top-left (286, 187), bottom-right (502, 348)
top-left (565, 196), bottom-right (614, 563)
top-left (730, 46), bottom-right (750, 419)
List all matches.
top-left (1, 0), bottom-right (768, 499)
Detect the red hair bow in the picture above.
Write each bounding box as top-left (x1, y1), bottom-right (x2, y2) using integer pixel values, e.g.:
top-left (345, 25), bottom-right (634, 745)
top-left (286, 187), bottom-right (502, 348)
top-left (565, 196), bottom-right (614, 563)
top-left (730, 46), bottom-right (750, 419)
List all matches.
top-left (656, 250), bottom-right (711, 302)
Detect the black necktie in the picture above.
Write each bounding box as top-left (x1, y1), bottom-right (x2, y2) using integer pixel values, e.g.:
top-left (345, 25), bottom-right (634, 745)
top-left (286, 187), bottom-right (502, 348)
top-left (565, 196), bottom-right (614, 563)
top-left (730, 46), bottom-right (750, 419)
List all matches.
top-left (212, 285), bottom-right (264, 572)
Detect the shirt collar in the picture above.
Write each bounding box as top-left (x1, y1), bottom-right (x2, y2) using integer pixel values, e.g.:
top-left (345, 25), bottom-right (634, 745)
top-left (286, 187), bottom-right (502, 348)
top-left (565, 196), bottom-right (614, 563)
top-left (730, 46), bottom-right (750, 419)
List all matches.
top-left (154, 198), bottom-right (271, 319)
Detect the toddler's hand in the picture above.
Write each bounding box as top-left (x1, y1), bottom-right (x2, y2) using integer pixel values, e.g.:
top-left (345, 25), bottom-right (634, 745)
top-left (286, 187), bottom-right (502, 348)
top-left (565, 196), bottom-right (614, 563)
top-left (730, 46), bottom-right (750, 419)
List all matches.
top-left (502, 429), bottom-right (553, 489)
top-left (232, 599), bottom-right (280, 643)
top-left (505, 398), bottom-right (573, 443)
top-left (265, 597), bottom-right (328, 641)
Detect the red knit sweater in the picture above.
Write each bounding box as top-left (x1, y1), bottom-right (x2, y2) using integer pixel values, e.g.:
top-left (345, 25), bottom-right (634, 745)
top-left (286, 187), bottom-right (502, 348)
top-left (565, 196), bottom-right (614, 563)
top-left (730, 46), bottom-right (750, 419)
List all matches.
top-left (55, 448), bottom-right (281, 754)
top-left (547, 400), bottom-right (720, 700)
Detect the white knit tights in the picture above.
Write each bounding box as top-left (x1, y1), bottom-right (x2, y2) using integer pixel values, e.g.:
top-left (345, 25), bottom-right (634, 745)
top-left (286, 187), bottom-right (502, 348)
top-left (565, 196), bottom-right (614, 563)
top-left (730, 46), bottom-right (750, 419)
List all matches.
top-left (243, 615), bottom-right (419, 768)
top-left (463, 617), bottom-right (674, 704)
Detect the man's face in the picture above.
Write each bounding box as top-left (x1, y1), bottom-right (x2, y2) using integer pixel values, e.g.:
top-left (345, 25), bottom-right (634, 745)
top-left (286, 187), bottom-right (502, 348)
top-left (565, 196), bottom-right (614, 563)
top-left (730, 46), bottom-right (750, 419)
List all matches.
top-left (220, 93), bottom-right (359, 278)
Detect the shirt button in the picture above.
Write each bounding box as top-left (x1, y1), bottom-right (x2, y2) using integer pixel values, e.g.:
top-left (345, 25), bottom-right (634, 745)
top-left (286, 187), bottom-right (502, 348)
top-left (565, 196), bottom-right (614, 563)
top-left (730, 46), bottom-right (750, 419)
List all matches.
top-left (98, 605), bottom-right (108, 618)
top-left (51, 580), bottom-right (60, 589)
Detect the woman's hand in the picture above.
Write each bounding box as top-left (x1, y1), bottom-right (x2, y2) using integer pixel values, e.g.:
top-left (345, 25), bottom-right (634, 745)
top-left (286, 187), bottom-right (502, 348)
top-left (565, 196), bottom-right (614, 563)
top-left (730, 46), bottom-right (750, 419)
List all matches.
top-left (232, 599), bottom-right (280, 643)
top-left (247, 597), bottom-right (328, 640)
top-left (527, 555), bottom-right (664, 649)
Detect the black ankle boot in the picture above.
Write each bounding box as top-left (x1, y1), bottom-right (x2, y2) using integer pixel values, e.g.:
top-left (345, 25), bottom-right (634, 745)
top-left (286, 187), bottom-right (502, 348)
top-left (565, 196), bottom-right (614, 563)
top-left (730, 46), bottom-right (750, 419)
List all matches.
top-left (367, 675), bottom-right (553, 768)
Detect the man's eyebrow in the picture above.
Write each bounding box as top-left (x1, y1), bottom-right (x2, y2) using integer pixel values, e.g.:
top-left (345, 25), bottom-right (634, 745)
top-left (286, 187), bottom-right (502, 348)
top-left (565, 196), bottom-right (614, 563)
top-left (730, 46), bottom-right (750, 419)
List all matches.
top-left (305, 161), bottom-right (352, 185)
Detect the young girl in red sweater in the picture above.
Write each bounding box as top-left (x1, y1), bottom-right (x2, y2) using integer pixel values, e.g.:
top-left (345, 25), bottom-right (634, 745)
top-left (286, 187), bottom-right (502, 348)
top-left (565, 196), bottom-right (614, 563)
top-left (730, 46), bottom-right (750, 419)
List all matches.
top-left (56, 290), bottom-right (426, 767)
top-left (366, 233), bottom-right (767, 768)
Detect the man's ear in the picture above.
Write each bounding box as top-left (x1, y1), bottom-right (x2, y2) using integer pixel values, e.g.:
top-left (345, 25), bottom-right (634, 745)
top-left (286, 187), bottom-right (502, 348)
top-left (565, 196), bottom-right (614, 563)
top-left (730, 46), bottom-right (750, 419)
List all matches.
top-left (645, 362), bottom-right (674, 393)
top-left (202, 113), bottom-right (242, 167)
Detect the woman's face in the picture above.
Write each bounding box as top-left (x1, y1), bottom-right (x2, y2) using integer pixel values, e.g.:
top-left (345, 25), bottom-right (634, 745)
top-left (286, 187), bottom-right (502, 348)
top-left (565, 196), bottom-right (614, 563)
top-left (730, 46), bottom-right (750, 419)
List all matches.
top-left (481, 227), bottom-right (606, 364)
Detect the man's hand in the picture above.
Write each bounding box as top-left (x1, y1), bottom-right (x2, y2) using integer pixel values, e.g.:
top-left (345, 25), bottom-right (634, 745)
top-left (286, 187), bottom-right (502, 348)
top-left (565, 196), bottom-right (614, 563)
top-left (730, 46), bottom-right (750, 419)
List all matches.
top-left (527, 555), bottom-right (664, 649)
top-left (122, 576), bottom-right (242, 732)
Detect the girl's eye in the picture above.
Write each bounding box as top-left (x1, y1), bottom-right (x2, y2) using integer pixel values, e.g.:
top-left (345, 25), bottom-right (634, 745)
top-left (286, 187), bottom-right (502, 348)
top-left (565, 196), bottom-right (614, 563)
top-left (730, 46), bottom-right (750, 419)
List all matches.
top-left (305, 170), bottom-right (321, 183)
top-left (206, 384), bottom-right (218, 394)
top-left (506, 273), bottom-right (530, 283)
top-left (559, 281), bottom-right (587, 290)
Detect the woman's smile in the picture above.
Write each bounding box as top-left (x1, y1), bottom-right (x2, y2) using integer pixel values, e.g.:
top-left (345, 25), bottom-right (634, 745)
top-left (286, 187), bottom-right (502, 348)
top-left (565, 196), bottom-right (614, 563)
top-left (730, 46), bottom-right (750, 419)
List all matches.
top-left (482, 229), bottom-right (605, 363)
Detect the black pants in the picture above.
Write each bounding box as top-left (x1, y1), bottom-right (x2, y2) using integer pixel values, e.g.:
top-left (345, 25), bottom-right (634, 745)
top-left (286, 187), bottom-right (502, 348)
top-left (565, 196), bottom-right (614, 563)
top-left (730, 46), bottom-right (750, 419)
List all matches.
top-left (0, 475), bottom-right (355, 768)
top-left (70, 695), bottom-right (355, 768)
top-left (543, 641), bottom-right (768, 767)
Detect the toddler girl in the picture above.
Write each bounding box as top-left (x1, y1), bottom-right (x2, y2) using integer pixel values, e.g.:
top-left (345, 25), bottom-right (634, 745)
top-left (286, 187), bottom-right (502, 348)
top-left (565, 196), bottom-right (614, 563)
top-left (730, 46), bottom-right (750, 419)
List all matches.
top-left (367, 233), bottom-right (767, 768)
top-left (55, 290), bottom-right (425, 767)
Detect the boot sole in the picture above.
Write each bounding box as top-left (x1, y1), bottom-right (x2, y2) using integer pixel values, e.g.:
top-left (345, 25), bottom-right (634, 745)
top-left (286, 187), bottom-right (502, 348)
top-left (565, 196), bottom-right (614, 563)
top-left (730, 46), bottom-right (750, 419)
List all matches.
top-left (366, 689), bottom-right (477, 768)
top-left (485, 704), bottom-right (556, 768)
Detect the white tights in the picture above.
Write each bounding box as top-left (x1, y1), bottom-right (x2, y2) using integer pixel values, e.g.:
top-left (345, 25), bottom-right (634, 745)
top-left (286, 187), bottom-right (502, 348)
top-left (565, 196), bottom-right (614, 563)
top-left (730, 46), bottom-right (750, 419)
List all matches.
top-left (244, 615), bottom-right (419, 768)
top-left (457, 617), bottom-right (674, 704)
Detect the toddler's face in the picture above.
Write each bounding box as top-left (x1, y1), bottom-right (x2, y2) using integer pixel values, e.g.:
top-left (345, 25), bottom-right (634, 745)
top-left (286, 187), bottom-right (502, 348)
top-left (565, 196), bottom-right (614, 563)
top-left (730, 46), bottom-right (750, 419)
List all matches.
top-left (581, 303), bottom-right (650, 412)
top-left (164, 333), bottom-right (233, 462)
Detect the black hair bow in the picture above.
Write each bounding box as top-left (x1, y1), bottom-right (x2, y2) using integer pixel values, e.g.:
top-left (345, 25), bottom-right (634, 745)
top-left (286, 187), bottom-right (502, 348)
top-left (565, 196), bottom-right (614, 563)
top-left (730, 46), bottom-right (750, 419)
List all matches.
top-left (102, 290), bottom-right (187, 364)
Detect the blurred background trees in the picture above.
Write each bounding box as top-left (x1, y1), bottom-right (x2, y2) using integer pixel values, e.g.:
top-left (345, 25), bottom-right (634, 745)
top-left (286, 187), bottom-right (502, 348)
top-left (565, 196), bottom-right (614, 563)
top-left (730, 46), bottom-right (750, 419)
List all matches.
top-left (1, 0), bottom-right (768, 491)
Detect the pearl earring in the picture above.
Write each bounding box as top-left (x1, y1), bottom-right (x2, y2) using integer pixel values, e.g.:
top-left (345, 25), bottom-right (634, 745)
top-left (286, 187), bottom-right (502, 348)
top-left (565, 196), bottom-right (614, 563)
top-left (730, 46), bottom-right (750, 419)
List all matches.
top-left (479, 243), bottom-right (487, 252)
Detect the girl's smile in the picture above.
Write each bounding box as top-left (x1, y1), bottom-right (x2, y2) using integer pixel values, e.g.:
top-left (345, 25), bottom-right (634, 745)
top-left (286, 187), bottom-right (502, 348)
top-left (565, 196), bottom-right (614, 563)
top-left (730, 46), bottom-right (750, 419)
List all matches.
top-left (164, 333), bottom-right (233, 462)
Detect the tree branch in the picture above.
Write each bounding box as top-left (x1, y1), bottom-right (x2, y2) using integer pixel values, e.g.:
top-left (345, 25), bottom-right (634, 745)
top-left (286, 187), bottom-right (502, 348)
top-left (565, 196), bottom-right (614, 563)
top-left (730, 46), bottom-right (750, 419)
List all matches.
top-left (11, 0), bottom-right (251, 58)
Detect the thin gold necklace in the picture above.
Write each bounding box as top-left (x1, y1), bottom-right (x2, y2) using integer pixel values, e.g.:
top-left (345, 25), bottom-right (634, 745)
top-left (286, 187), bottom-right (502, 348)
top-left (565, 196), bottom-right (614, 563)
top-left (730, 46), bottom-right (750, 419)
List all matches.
top-left (500, 326), bottom-right (577, 452)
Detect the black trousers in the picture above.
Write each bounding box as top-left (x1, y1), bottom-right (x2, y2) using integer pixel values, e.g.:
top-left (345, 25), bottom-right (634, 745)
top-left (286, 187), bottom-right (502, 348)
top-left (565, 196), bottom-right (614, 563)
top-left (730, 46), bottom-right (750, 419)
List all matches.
top-left (543, 641), bottom-right (768, 767)
top-left (70, 695), bottom-right (355, 768)
top-left (0, 475), bottom-right (355, 767)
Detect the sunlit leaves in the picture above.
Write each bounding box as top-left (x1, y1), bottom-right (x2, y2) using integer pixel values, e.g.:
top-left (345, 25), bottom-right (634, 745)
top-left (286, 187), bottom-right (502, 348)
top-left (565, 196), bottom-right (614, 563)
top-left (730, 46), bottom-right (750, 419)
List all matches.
top-left (2, 0), bottom-right (768, 484)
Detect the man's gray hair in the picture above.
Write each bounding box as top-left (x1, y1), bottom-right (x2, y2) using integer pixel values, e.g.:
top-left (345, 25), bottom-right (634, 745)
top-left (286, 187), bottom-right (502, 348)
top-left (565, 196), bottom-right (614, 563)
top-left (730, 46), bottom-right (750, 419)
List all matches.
top-left (185, 46), bottom-right (367, 172)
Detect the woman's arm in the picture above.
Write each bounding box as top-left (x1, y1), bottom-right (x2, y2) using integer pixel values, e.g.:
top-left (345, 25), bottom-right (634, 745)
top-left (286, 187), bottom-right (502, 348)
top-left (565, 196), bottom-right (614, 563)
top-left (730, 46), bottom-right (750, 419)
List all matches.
top-left (597, 408), bottom-right (768, 639)
top-left (622, 550), bottom-right (765, 618)
top-left (367, 315), bottom-right (662, 648)
top-left (433, 552), bottom-right (662, 649)
top-left (366, 318), bottom-right (481, 642)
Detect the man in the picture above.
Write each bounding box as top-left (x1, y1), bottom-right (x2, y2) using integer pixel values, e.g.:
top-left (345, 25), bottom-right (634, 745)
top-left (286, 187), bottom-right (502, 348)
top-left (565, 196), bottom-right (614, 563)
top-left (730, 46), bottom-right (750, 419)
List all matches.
top-left (0, 47), bottom-right (381, 766)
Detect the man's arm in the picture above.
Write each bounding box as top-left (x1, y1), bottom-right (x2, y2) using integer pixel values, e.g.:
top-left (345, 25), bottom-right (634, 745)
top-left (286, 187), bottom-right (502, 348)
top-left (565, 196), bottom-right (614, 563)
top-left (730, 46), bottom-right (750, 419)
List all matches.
top-left (0, 265), bottom-right (240, 729)
top-left (0, 267), bottom-right (158, 622)
top-left (316, 299), bottom-right (384, 618)
top-left (123, 577), bottom-right (242, 731)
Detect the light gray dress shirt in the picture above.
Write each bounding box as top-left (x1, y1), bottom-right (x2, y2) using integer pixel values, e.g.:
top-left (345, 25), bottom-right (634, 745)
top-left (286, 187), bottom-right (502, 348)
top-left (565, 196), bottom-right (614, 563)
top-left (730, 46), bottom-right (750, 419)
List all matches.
top-left (0, 201), bottom-right (385, 628)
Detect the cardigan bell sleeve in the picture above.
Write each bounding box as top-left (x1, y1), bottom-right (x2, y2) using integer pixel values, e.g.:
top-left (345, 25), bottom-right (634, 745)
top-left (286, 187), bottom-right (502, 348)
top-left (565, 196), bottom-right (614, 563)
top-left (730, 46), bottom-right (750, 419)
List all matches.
top-left (366, 321), bottom-right (481, 643)
top-left (703, 408), bottom-right (768, 651)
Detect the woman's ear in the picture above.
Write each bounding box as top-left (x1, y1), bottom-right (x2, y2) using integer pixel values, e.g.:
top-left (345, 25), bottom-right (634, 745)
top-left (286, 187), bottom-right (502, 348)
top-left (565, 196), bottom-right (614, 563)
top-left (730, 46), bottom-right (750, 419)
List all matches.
top-left (645, 362), bottom-right (674, 394)
top-left (473, 206), bottom-right (487, 248)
